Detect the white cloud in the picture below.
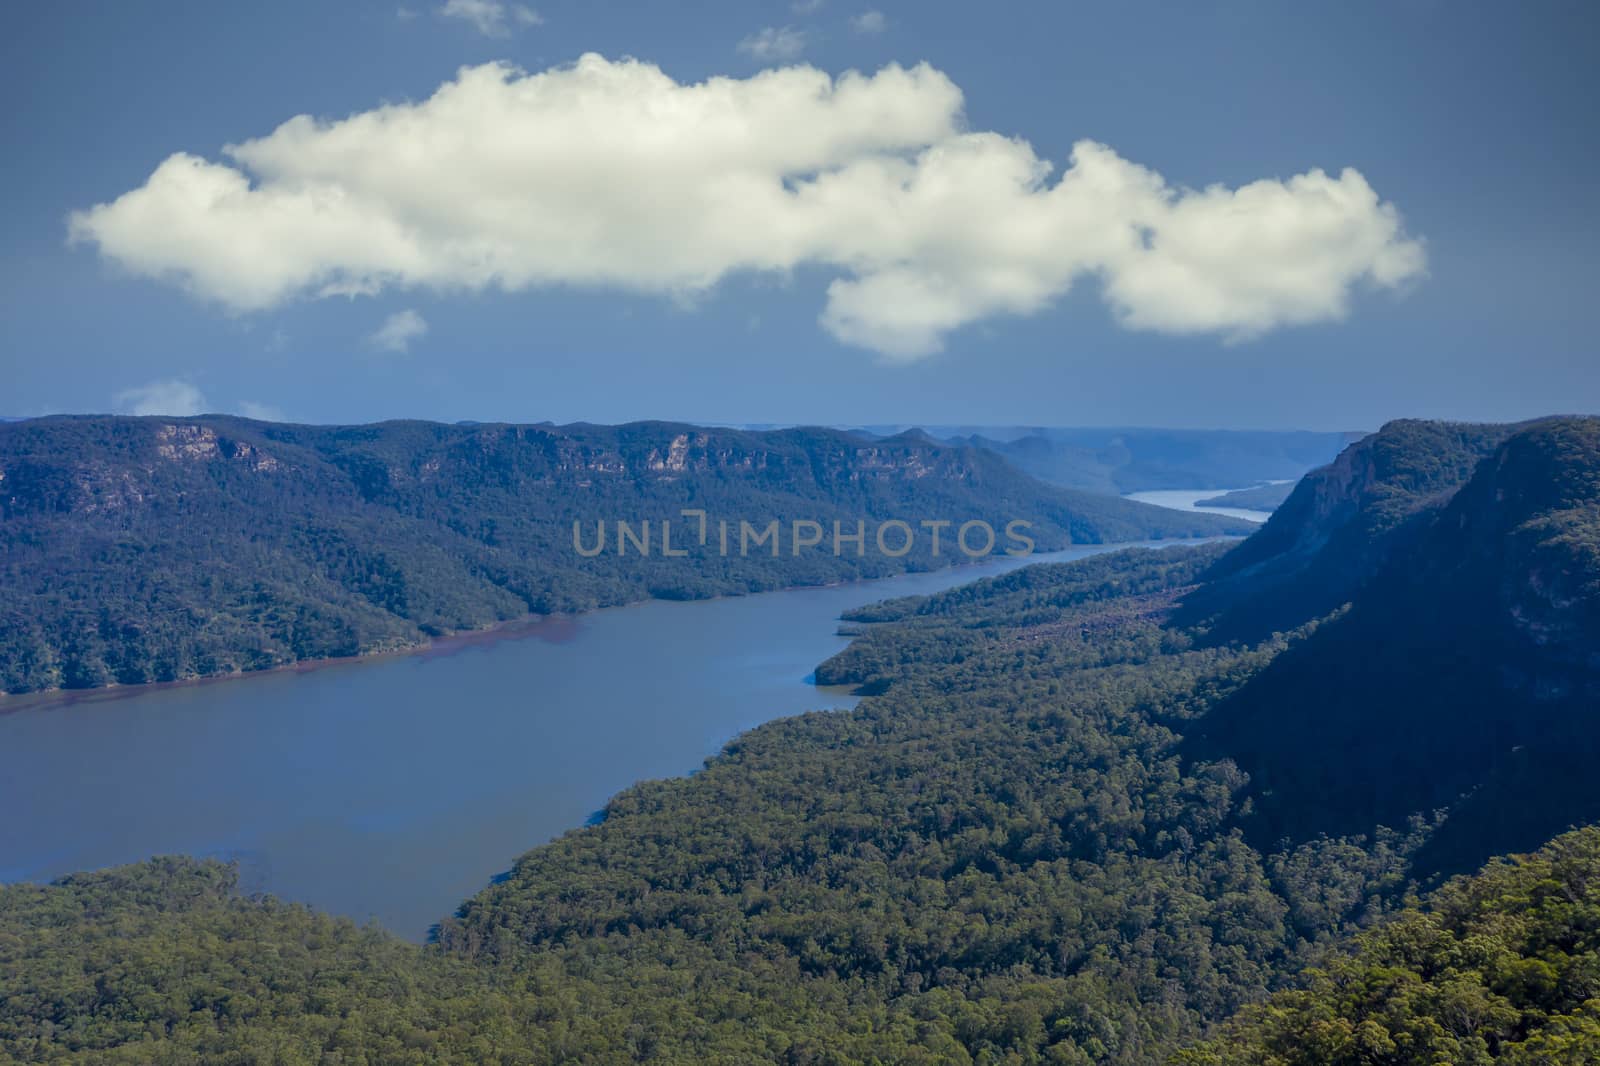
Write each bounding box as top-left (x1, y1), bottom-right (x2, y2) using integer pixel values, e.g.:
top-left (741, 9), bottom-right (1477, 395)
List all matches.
top-left (850, 10), bottom-right (886, 33)
top-left (368, 309), bottom-right (429, 353)
top-left (439, 0), bottom-right (540, 37)
top-left (792, 0), bottom-right (824, 12)
top-left (68, 55), bottom-right (1426, 361)
top-left (237, 401), bottom-right (286, 421)
top-left (737, 26), bottom-right (809, 61)
top-left (115, 380), bottom-right (208, 416)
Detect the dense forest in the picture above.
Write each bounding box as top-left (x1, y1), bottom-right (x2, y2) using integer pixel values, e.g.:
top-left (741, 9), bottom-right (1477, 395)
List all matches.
top-left (1185, 827), bottom-right (1600, 1064)
top-left (0, 416), bottom-right (1244, 696)
top-left (0, 416), bottom-right (1596, 1063)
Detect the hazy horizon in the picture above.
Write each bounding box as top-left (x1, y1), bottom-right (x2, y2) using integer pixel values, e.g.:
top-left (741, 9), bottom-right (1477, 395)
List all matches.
top-left (1, 410), bottom-right (1387, 436)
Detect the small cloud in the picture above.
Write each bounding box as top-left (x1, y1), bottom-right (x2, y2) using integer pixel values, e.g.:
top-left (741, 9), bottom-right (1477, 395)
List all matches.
top-left (396, 6), bottom-right (421, 20)
top-left (115, 380), bottom-right (208, 417)
top-left (264, 329), bottom-right (290, 353)
top-left (792, 0), bottom-right (824, 12)
top-left (850, 9), bottom-right (886, 33)
top-left (737, 26), bottom-right (809, 61)
top-left (368, 309), bottom-right (429, 353)
top-left (237, 401), bottom-right (286, 422)
top-left (439, 0), bottom-right (540, 37)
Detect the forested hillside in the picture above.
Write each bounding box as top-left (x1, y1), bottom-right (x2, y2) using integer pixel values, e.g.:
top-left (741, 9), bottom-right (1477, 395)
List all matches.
top-left (0, 416), bottom-right (1243, 696)
top-left (0, 416), bottom-right (1595, 1063)
top-left (1185, 827), bottom-right (1600, 1065)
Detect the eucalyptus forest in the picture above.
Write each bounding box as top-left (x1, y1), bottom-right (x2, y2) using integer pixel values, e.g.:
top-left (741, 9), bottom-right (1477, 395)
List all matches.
top-left (1, 416), bottom-right (1597, 1063)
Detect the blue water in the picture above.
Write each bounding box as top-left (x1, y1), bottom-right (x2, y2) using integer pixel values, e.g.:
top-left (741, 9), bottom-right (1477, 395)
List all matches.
top-left (0, 541), bottom-right (1196, 939)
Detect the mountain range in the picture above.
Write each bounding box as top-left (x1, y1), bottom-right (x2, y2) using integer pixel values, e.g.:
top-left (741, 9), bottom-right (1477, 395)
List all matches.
top-left (0, 416), bottom-right (1245, 696)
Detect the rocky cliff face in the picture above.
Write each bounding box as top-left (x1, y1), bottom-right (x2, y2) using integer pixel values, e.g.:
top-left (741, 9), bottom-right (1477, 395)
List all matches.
top-left (0, 419), bottom-right (993, 518)
top-left (1403, 417), bottom-right (1600, 677)
top-left (0, 420), bottom-right (289, 518)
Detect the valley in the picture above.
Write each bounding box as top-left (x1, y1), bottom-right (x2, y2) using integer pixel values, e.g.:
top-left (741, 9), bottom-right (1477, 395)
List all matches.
top-left (5, 9), bottom-right (1594, 1062)
top-left (0, 540), bottom-right (1183, 938)
top-left (2, 416), bottom-right (1596, 1063)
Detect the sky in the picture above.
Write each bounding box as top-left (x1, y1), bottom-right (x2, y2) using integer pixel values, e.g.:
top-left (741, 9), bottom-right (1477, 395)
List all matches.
top-left (1, 1), bottom-right (1596, 431)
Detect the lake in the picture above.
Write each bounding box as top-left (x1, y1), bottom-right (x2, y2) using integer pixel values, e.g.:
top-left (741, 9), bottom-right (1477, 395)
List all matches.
top-left (0, 539), bottom-right (1209, 940)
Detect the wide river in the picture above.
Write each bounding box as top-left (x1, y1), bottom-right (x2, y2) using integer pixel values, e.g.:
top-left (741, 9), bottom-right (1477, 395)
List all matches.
top-left (0, 538), bottom-right (1228, 940)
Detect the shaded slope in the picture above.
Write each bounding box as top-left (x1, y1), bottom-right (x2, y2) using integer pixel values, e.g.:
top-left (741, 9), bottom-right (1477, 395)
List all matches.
top-left (1173, 419), bottom-right (1514, 643)
top-left (1184, 417), bottom-right (1600, 875)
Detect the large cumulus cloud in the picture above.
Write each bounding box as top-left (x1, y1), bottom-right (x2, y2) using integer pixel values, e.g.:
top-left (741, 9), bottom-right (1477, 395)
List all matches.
top-left (68, 54), bottom-right (1425, 360)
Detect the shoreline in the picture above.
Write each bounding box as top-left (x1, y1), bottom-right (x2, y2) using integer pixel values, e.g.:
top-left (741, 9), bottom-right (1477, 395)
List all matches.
top-left (0, 536), bottom-right (1235, 715)
top-left (0, 612), bottom-right (587, 715)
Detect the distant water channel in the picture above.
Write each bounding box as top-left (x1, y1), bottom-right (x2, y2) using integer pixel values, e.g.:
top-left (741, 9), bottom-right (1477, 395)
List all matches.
top-left (1125, 487), bottom-right (1275, 524)
top-left (0, 539), bottom-right (1210, 940)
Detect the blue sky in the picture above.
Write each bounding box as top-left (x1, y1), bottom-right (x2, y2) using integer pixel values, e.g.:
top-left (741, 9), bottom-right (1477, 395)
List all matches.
top-left (2, 1), bottom-right (1595, 430)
